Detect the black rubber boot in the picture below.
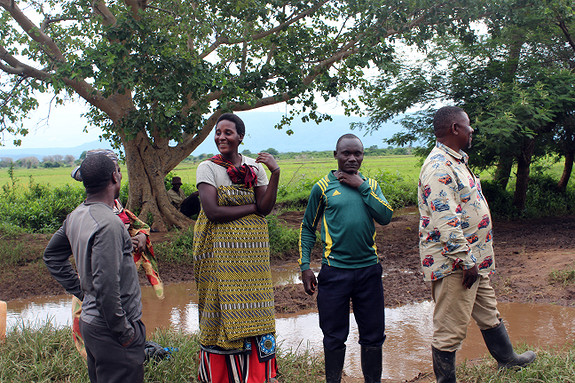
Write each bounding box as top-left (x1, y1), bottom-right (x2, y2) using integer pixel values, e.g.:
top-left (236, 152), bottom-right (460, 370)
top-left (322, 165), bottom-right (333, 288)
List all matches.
top-left (481, 320), bottom-right (536, 369)
top-left (324, 347), bottom-right (346, 383)
top-left (361, 346), bottom-right (382, 383)
top-left (432, 346), bottom-right (456, 383)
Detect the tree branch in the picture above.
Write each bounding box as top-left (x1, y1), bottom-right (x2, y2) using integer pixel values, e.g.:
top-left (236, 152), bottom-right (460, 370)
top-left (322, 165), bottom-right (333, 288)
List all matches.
top-left (557, 19), bottom-right (575, 55)
top-left (92, 0), bottom-right (117, 26)
top-left (0, 75), bottom-right (27, 110)
top-left (0, 0), bottom-right (65, 62)
top-left (0, 45), bottom-right (52, 79)
top-left (146, 4), bottom-right (177, 16)
top-left (199, 0), bottom-right (329, 58)
top-left (124, 0), bottom-right (147, 20)
top-left (40, 16), bottom-right (91, 32)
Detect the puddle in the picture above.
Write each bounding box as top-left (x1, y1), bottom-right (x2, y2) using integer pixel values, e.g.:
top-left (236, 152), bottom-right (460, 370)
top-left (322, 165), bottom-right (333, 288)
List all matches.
top-left (6, 279), bottom-right (575, 382)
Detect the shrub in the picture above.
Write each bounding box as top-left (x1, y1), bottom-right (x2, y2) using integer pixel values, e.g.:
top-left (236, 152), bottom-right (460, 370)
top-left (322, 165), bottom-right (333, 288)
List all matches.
top-left (0, 182), bottom-right (85, 233)
top-left (480, 180), bottom-right (516, 218)
top-left (482, 175), bottom-right (575, 219)
top-left (523, 175), bottom-right (575, 218)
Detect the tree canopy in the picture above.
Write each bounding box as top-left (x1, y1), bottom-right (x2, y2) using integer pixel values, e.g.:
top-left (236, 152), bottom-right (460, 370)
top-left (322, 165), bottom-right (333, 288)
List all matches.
top-left (0, 0), bottom-right (483, 229)
top-left (360, 0), bottom-right (575, 212)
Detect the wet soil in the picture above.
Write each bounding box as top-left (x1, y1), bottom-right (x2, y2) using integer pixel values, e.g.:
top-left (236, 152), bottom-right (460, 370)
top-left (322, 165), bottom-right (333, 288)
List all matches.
top-left (3, 209), bottom-right (575, 311)
top-left (2, 210), bottom-right (575, 383)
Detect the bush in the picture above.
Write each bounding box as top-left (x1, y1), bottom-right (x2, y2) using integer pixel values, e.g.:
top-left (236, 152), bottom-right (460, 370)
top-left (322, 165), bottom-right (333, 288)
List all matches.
top-left (482, 175), bottom-right (575, 219)
top-left (523, 175), bottom-right (575, 218)
top-left (0, 182), bottom-right (85, 233)
top-left (480, 180), bottom-right (516, 218)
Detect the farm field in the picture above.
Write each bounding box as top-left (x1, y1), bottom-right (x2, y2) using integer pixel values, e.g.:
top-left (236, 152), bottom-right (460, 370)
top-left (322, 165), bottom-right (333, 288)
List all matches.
top-left (2, 153), bottom-right (572, 192)
top-left (0, 155), bottom-right (420, 187)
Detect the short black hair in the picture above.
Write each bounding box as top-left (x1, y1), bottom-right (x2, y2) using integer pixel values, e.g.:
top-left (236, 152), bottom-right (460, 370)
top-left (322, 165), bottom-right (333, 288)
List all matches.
top-left (216, 113), bottom-right (246, 136)
top-left (433, 106), bottom-right (465, 138)
top-left (80, 153), bottom-right (116, 194)
top-left (335, 133), bottom-right (362, 151)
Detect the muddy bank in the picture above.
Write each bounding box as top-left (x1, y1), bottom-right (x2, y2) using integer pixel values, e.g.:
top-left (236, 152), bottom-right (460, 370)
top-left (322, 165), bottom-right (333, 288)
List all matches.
top-left (1, 210), bottom-right (575, 313)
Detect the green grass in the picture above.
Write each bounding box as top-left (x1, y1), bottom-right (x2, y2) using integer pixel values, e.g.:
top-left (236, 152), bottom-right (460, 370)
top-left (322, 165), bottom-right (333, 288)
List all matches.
top-left (153, 227), bottom-right (195, 265)
top-left (2, 325), bottom-right (575, 382)
top-left (0, 324), bottom-right (324, 383)
top-left (549, 266), bottom-right (575, 286)
top-left (457, 344), bottom-right (575, 382)
top-left (0, 155), bottom-right (421, 193)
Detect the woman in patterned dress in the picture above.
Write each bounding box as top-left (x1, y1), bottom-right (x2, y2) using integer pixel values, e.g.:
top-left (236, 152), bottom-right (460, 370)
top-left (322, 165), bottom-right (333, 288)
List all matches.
top-left (193, 113), bottom-right (280, 383)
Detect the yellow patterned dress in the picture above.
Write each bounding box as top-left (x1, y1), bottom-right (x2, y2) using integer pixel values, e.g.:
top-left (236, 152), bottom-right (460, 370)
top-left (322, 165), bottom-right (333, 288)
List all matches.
top-left (193, 185), bottom-right (277, 383)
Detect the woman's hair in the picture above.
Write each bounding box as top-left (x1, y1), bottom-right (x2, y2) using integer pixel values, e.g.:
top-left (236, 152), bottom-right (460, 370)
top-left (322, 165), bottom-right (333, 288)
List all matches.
top-left (216, 113), bottom-right (245, 136)
top-left (80, 153), bottom-right (116, 194)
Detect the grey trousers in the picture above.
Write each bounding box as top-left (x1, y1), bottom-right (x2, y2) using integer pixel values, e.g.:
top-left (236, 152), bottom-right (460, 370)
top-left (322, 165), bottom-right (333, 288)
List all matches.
top-left (80, 318), bottom-right (146, 383)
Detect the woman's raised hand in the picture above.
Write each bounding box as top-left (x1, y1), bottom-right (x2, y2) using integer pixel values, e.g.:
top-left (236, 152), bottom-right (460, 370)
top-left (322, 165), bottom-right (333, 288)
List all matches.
top-left (256, 152), bottom-right (279, 173)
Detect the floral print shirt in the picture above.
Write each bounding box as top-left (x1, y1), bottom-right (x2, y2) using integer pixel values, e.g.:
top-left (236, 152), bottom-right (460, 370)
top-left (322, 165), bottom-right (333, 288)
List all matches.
top-left (418, 142), bottom-right (495, 281)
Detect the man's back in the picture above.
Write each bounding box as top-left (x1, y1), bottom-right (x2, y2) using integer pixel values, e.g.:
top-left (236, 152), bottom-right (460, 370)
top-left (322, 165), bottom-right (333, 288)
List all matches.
top-left (65, 202), bottom-right (142, 330)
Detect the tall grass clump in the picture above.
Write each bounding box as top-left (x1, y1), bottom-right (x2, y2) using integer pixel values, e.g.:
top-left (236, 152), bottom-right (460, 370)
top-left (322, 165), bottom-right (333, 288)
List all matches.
top-left (368, 169), bottom-right (417, 209)
top-left (0, 323), bottom-right (89, 382)
top-left (267, 214), bottom-right (300, 259)
top-left (0, 179), bottom-right (85, 233)
top-left (153, 227), bottom-right (195, 265)
top-left (549, 265), bottom-right (575, 286)
top-left (0, 324), bottom-right (324, 382)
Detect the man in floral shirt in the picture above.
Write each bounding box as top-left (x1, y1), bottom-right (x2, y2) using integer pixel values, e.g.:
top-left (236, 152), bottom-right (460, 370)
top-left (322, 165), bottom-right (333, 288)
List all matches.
top-left (418, 106), bottom-right (535, 382)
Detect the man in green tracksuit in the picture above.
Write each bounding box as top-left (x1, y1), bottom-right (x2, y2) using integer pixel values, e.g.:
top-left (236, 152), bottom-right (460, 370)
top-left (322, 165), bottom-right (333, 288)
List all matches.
top-left (299, 134), bottom-right (393, 383)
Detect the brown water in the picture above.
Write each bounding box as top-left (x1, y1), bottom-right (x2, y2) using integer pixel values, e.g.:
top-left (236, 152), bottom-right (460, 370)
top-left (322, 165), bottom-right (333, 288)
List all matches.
top-left (6, 279), bottom-right (575, 381)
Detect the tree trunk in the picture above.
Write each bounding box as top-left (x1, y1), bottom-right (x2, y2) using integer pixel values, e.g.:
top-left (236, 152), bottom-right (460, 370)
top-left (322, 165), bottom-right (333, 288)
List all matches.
top-left (493, 155), bottom-right (513, 190)
top-left (123, 134), bottom-right (193, 231)
top-left (513, 138), bottom-right (535, 212)
top-left (557, 148), bottom-right (574, 193)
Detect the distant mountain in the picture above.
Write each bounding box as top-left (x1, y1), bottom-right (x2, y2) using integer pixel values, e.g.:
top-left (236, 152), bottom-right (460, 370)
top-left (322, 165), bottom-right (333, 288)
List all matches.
top-left (0, 112), bottom-right (403, 160)
top-left (193, 112), bottom-right (402, 154)
top-left (0, 140), bottom-right (113, 161)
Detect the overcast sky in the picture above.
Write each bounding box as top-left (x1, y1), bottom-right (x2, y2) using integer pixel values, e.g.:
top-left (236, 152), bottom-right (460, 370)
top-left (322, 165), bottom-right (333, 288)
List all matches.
top-left (0, 92), bottom-right (358, 151)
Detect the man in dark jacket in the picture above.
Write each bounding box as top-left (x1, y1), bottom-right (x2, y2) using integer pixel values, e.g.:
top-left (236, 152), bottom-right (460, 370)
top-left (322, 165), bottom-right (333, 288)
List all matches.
top-left (44, 152), bottom-right (145, 383)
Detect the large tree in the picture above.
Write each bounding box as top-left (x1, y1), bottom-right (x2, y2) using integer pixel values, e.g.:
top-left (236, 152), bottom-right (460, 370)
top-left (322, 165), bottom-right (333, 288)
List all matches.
top-left (0, 0), bottom-right (475, 229)
top-left (360, 0), bottom-right (575, 212)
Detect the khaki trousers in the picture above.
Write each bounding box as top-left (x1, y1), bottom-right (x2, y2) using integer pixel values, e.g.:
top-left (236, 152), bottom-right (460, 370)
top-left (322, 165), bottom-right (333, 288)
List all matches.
top-left (431, 271), bottom-right (501, 352)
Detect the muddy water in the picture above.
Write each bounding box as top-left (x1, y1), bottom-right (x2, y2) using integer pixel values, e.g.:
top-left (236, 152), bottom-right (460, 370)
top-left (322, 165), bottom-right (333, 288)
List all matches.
top-left (7, 280), bottom-right (575, 382)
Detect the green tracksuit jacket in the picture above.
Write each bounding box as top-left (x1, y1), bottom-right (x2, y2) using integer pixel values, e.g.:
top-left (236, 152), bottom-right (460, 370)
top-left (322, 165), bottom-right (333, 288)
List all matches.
top-left (298, 171), bottom-right (393, 271)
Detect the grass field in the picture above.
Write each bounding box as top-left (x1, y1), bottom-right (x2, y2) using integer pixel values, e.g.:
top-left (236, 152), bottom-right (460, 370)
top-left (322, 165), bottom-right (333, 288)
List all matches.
top-left (1, 154), bottom-right (573, 225)
top-left (3, 154), bottom-right (572, 191)
top-left (0, 155), bottom-right (422, 191)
